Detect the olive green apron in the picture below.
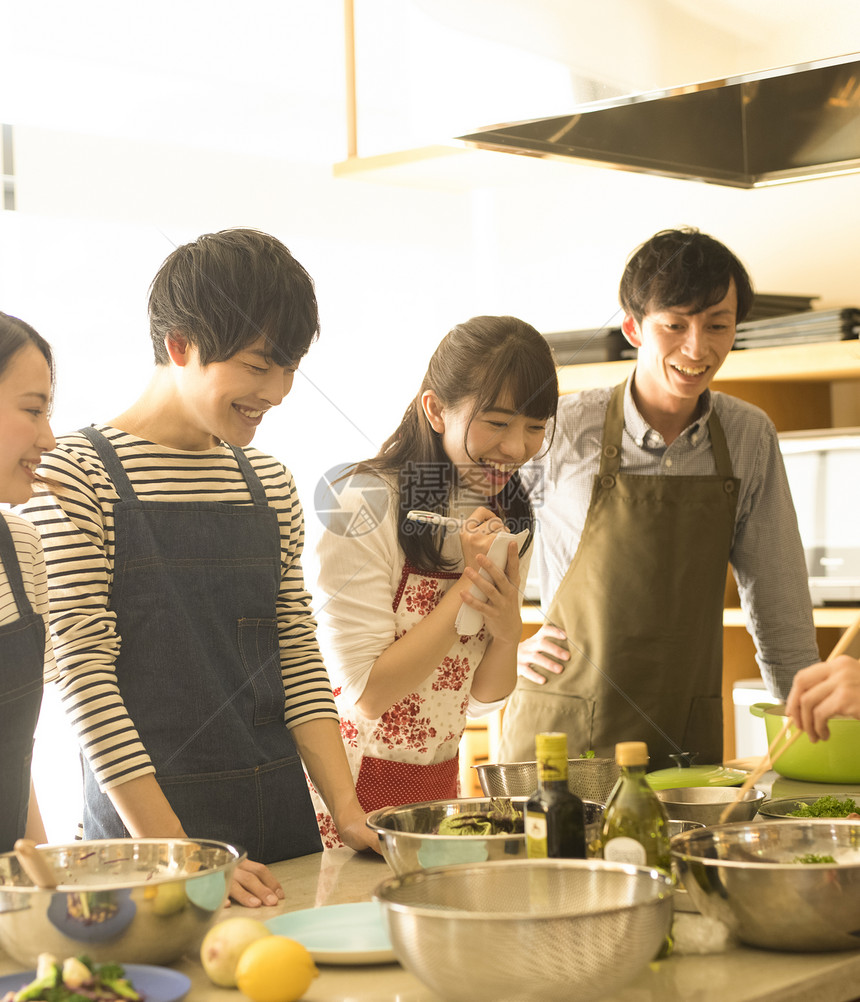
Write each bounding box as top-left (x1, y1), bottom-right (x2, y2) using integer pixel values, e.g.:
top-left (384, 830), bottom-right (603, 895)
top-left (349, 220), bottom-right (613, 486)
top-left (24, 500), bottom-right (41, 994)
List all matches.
top-left (500, 380), bottom-right (739, 770)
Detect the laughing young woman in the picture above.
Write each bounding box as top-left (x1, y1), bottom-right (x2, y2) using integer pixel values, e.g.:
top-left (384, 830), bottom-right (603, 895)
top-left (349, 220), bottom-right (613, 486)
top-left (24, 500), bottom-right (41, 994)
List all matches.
top-left (0, 312), bottom-right (58, 851)
top-left (311, 316), bottom-right (558, 841)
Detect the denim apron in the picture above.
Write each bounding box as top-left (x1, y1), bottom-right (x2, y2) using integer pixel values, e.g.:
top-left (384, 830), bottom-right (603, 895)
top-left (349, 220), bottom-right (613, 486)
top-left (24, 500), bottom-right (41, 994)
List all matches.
top-left (79, 428), bottom-right (322, 862)
top-left (500, 380), bottom-right (739, 770)
top-left (0, 515), bottom-right (45, 851)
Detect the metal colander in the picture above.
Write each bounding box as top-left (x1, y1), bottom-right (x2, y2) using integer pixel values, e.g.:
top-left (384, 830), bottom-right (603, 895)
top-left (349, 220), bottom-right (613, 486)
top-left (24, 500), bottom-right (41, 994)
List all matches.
top-left (474, 758), bottom-right (621, 804)
top-left (375, 859), bottom-right (672, 1002)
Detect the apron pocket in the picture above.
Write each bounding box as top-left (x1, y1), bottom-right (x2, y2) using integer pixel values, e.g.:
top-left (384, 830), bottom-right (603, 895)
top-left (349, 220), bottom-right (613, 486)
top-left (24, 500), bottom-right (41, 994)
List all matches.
top-left (237, 618), bottom-right (283, 726)
top-left (499, 688), bottom-right (595, 762)
top-left (355, 754), bottom-right (459, 813)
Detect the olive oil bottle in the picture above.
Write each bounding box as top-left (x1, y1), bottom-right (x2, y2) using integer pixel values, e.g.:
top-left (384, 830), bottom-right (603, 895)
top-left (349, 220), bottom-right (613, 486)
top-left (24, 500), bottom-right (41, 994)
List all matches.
top-left (600, 741), bottom-right (671, 871)
top-left (525, 732), bottom-right (586, 858)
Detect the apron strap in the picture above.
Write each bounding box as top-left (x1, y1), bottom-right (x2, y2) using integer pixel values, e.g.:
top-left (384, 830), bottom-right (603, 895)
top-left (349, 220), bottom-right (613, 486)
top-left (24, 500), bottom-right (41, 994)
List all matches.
top-left (228, 445), bottom-right (268, 505)
top-left (80, 427), bottom-right (269, 505)
top-left (0, 516), bottom-right (33, 618)
top-left (80, 426), bottom-right (138, 500)
top-left (705, 407), bottom-right (736, 480)
top-left (597, 382), bottom-right (626, 477)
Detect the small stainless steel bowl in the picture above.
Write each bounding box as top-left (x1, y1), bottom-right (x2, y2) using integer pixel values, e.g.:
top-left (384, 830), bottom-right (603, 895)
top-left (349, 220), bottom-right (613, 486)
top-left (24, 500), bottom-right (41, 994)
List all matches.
top-left (367, 797), bottom-right (603, 875)
top-left (757, 793), bottom-right (860, 819)
top-left (672, 819), bottom-right (860, 951)
top-left (0, 838), bottom-right (243, 967)
top-left (655, 785), bottom-right (766, 825)
top-left (474, 758), bottom-right (620, 804)
top-left (375, 858), bottom-right (673, 1002)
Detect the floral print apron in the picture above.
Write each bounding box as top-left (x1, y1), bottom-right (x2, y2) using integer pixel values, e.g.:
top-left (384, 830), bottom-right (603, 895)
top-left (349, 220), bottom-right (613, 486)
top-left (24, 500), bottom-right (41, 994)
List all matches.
top-left (313, 561), bottom-right (490, 848)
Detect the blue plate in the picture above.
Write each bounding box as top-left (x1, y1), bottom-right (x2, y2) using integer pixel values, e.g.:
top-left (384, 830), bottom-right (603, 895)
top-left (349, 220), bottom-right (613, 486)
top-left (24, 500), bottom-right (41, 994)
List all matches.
top-left (0, 965), bottom-right (190, 1001)
top-left (266, 901), bottom-right (397, 965)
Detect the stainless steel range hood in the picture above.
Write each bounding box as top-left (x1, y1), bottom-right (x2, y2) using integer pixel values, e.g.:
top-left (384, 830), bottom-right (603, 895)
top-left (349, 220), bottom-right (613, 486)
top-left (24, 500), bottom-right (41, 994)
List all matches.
top-left (457, 52), bottom-right (860, 188)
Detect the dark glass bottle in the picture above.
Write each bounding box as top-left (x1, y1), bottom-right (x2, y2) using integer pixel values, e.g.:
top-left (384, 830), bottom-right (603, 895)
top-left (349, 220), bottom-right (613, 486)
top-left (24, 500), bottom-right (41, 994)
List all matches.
top-left (600, 741), bottom-right (671, 871)
top-left (525, 732), bottom-right (586, 858)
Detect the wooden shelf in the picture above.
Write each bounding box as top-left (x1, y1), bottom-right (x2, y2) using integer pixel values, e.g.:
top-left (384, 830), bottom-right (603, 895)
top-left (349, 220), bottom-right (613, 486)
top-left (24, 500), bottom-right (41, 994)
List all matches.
top-left (724, 606), bottom-right (860, 628)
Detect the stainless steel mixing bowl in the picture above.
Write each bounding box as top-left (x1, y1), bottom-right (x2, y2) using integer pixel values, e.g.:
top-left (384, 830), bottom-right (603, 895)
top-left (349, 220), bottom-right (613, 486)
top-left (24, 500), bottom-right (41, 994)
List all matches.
top-left (474, 758), bottom-right (620, 803)
top-left (367, 797), bottom-right (604, 874)
top-left (655, 785), bottom-right (766, 825)
top-left (0, 838), bottom-right (244, 966)
top-left (672, 820), bottom-right (860, 951)
top-left (375, 858), bottom-right (673, 1002)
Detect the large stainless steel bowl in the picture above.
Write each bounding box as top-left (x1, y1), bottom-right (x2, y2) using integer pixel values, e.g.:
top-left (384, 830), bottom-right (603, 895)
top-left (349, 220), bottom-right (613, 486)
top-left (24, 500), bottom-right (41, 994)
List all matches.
top-left (655, 785), bottom-right (766, 825)
top-left (367, 797), bottom-right (603, 874)
top-left (375, 858), bottom-right (673, 1002)
top-left (474, 758), bottom-right (620, 803)
top-left (672, 820), bottom-right (860, 951)
top-left (0, 838), bottom-right (244, 967)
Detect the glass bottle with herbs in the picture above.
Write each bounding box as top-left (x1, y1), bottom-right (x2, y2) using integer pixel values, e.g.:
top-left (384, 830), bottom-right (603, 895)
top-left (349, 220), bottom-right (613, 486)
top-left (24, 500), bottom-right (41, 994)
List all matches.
top-left (525, 732), bottom-right (586, 858)
top-left (600, 741), bottom-right (671, 871)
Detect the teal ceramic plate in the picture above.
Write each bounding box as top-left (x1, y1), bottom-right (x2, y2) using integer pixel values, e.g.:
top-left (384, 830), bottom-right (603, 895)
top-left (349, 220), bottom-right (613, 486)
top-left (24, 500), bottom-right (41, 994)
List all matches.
top-left (266, 902), bottom-right (397, 966)
top-left (646, 765), bottom-right (748, 791)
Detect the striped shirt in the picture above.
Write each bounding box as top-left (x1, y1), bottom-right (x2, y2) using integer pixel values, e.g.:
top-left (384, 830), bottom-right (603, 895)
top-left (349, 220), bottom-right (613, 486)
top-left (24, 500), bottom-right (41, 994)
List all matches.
top-left (0, 509), bottom-right (57, 681)
top-left (20, 426), bottom-right (336, 792)
top-left (525, 379), bottom-right (819, 700)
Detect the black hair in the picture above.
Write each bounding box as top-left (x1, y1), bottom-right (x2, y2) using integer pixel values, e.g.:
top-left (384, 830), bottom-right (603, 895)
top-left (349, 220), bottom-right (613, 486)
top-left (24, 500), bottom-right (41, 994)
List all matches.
top-left (619, 227), bottom-right (754, 323)
top-left (148, 228), bottom-right (319, 367)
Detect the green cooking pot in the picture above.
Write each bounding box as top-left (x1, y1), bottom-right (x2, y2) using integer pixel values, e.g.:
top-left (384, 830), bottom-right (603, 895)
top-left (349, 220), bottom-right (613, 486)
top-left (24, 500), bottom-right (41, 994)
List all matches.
top-left (750, 703), bottom-right (860, 783)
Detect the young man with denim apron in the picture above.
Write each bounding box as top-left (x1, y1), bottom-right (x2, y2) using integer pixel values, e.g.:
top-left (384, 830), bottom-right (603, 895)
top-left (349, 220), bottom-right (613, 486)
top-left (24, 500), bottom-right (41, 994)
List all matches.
top-left (500, 228), bottom-right (819, 770)
top-left (25, 230), bottom-right (377, 906)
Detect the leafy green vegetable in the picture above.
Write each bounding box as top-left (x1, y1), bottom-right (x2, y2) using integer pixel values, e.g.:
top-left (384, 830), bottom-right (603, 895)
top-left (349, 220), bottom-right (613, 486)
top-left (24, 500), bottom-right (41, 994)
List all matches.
top-left (788, 796), bottom-right (858, 818)
top-left (580, 750), bottom-right (596, 759)
top-left (9, 955), bottom-right (140, 1002)
top-left (792, 853), bottom-right (837, 864)
top-left (436, 798), bottom-right (524, 835)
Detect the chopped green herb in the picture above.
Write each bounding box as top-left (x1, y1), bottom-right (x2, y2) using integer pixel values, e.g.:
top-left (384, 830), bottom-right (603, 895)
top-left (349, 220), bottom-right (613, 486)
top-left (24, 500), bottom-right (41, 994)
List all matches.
top-left (791, 853), bottom-right (837, 864)
top-left (788, 796), bottom-right (858, 818)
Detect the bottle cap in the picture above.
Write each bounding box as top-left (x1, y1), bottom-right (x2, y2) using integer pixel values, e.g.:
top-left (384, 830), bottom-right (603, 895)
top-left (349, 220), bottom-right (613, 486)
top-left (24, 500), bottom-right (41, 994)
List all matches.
top-left (535, 732), bottom-right (569, 758)
top-left (615, 741), bottom-right (649, 766)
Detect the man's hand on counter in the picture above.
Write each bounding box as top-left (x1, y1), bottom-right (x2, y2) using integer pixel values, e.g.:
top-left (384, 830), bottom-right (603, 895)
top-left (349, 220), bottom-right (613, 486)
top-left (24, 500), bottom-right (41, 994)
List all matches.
top-left (517, 623), bottom-right (569, 684)
top-left (226, 858), bottom-right (285, 908)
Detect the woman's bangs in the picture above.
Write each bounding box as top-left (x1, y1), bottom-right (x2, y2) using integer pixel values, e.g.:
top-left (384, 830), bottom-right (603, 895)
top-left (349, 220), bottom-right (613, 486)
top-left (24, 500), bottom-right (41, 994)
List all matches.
top-left (504, 350), bottom-right (558, 420)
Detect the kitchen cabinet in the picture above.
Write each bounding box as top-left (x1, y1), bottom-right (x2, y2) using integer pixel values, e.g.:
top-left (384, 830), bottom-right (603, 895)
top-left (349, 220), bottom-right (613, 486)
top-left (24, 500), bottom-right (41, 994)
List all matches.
top-left (460, 340), bottom-right (860, 776)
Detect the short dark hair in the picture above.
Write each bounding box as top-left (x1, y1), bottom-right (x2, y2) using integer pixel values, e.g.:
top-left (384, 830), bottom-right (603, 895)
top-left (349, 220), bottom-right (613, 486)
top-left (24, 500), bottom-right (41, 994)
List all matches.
top-left (619, 227), bottom-right (754, 324)
top-left (148, 228), bottom-right (320, 367)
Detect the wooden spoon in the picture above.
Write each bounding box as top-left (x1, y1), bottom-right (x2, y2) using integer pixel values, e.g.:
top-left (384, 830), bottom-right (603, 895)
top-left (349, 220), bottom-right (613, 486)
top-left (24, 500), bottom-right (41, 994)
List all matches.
top-left (14, 838), bottom-right (57, 889)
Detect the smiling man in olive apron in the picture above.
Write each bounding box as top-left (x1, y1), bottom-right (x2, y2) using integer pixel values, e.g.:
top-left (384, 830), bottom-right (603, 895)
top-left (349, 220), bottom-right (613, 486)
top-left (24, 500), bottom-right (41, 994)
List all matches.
top-left (499, 228), bottom-right (820, 770)
top-left (24, 230), bottom-right (378, 907)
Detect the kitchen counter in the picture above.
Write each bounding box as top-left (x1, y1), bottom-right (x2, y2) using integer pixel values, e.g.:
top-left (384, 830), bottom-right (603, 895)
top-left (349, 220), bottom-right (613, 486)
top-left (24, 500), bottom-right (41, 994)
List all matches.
top-left (2, 775), bottom-right (859, 1001)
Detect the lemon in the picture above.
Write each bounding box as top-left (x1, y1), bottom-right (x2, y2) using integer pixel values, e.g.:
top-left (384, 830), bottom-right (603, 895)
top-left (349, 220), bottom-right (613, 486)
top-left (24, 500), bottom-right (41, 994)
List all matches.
top-left (236, 935), bottom-right (319, 1002)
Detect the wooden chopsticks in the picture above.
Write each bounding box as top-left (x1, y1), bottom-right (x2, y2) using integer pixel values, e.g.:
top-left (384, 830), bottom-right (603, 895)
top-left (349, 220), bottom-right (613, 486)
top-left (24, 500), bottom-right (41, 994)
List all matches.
top-left (717, 610), bottom-right (860, 825)
top-left (718, 720), bottom-right (803, 824)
